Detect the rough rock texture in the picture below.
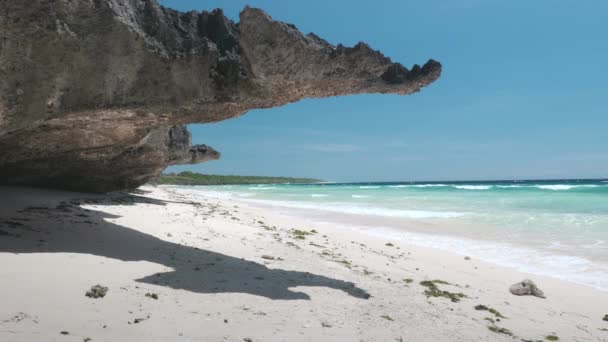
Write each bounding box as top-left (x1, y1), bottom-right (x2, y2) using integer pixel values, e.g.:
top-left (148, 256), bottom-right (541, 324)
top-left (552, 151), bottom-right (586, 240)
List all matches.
top-left (509, 279), bottom-right (546, 298)
top-left (85, 284), bottom-right (109, 299)
top-left (0, 0), bottom-right (441, 192)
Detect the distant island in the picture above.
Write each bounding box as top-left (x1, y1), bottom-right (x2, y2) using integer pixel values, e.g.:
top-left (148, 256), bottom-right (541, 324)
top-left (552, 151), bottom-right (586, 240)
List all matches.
top-left (155, 171), bottom-right (322, 186)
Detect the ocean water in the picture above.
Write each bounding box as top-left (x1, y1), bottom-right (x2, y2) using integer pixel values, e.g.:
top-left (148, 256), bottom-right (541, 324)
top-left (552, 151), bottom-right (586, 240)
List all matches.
top-left (171, 179), bottom-right (608, 291)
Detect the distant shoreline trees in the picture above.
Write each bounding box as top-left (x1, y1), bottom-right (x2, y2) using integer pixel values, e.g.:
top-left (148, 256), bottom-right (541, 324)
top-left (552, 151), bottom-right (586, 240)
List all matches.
top-left (154, 171), bottom-right (321, 186)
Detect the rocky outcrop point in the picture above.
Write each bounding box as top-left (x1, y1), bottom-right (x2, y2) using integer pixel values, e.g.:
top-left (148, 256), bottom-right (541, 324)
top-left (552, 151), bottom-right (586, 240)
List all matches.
top-left (0, 0), bottom-right (441, 192)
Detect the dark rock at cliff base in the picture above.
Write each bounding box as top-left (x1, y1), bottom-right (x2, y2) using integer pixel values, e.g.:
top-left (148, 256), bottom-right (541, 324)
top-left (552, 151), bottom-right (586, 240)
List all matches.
top-left (0, 0), bottom-right (441, 192)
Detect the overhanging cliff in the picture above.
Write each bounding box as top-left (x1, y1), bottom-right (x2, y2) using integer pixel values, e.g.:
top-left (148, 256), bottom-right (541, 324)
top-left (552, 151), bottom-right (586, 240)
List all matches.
top-left (0, 0), bottom-right (441, 192)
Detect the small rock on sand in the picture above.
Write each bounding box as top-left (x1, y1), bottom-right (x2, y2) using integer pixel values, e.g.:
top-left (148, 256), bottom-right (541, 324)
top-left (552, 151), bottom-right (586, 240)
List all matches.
top-left (464, 256), bottom-right (471, 260)
top-left (85, 285), bottom-right (108, 299)
top-left (603, 314), bottom-right (608, 321)
top-left (509, 279), bottom-right (545, 298)
top-left (261, 255), bottom-right (275, 260)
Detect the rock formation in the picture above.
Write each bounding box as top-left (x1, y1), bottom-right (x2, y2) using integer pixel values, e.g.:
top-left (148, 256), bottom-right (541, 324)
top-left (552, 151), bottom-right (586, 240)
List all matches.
top-left (509, 279), bottom-right (546, 298)
top-left (0, 0), bottom-right (441, 192)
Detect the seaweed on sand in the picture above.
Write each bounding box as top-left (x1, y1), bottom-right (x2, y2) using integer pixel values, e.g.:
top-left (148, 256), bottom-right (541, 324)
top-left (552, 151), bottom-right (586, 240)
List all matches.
top-left (420, 280), bottom-right (466, 302)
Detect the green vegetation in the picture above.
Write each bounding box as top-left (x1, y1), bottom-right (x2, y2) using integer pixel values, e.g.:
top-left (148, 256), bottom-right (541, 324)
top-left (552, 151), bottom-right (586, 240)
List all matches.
top-left (380, 315), bottom-right (394, 321)
top-left (604, 314), bottom-right (608, 321)
top-left (145, 293), bottom-right (159, 300)
top-left (545, 335), bottom-right (559, 341)
top-left (487, 325), bottom-right (512, 336)
top-left (420, 280), bottom-right (467, 302)
top-left (403, 278), bottom-right (414, 284)
top-left (290, 229), bottom-right (316, 240)
top-left (155, 171), bottom-right (321, 186)
top-left (474, 304), bottom-right (506, 318)
top-left (333, 259), bottom-right (352, 268)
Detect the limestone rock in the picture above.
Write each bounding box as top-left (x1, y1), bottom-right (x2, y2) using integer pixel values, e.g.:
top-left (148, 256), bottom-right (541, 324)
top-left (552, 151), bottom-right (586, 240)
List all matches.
top-left (0, 0), bottom-right (441, 192)
top-left (85, 284), bottom-right (109, 299)
top-left (509, 279), bottom-right (545, 298)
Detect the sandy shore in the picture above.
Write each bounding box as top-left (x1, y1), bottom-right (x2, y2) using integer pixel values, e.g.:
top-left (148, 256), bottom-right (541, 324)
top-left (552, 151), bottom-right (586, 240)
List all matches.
top-left (1, 185), bottom-right (607, 342)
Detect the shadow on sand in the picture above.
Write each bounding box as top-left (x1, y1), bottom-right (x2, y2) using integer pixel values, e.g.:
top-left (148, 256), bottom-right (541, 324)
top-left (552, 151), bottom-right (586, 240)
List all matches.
top-left (0, 187), bottom-right (370, 301)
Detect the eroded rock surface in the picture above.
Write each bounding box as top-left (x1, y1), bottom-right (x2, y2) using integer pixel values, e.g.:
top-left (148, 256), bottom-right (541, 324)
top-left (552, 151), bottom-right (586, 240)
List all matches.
top-left (0, 0), bottom-right (441, 192)
top-left (509, 279), bottom-right (546, 298)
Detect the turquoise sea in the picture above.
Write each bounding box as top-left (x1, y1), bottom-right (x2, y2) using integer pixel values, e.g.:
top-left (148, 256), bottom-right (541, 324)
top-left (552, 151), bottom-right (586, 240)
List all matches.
top-left (173, 179), bottom-right (608, 290)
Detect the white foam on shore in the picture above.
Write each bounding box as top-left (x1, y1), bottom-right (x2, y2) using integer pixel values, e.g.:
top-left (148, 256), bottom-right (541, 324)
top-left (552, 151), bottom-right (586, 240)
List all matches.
top-left (359, 186), bottom-right (381, 189)
top-left (356, 225), bottom-right (608, 292)
top-left (246, 199), bottom-right (465, 219)
top-left (310, 194), bottom-right (328, 198)
top-left (185, 189), bottom-right (464, 219)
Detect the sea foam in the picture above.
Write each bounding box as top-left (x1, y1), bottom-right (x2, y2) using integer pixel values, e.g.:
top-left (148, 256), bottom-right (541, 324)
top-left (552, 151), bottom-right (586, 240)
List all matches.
top-left (536, 184), bottom-right (598, 191)
top-left (360, 226), bottom-right (608, 292)
top-left (389, 184), bottom-right (449, 188)
top-left (239, 198), bottom-right (465, 219)
top-left (454, 185), bottom-right (492, 190)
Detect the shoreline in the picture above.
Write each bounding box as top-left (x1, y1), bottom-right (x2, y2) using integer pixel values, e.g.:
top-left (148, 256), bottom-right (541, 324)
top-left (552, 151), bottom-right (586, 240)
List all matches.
top-left (1, 185), bottom-right (607, 341)
top-left (170, 185), bottom-right (608, 293)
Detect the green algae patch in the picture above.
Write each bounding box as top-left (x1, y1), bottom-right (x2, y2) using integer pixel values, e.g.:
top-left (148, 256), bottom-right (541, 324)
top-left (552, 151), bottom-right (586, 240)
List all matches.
top-left (291, 229), bottom-right (316, 240)
top-left (487, 325), bottom-right (512, 336)
top-left (474, 304), bottom-right (506, 318)
top-left (145, 293), bottom-right (159, 300)
top-left (420, 280), bottom-right (466, 302)
top-left (333, 259), bottom-right (352, 269)
top-left (545, 335), bottom-right (559, 341)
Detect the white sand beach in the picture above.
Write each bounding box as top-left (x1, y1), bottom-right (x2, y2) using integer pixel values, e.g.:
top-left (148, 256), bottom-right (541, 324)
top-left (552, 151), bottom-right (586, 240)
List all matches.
top-left (1, 185), bottom-right (607, 342)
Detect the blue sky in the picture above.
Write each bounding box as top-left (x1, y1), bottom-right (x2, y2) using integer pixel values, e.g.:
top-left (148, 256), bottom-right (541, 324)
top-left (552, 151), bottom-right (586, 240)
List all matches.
top-left (161, 0), bottom-right (608, 182)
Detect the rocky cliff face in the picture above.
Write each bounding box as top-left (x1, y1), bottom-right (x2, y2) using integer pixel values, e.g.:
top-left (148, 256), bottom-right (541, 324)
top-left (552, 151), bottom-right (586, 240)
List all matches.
top-left (0, 0), bottom-right (441, 192)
